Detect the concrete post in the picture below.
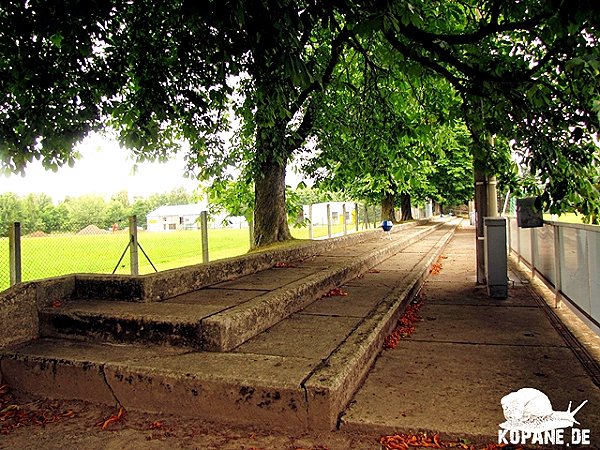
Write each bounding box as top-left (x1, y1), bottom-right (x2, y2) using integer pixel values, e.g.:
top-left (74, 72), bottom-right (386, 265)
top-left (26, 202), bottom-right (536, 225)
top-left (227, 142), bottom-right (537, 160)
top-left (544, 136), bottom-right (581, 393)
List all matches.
top-left (200, 210), bottom-right (209, 263)
top-left (129, 216), bottom-right (139, 276)
top-left (327, 203), bottom-right (332, 238)
top-left (487, 175), bottom-right (499, 218)
top-left (474, 167), bottom-right (488, 285)
top-left (9, 222), bottom-right (22, 286)
top-left (342, 204), bottom-right (348, 235)
top-left (355, 203), bottom-right (359, 232)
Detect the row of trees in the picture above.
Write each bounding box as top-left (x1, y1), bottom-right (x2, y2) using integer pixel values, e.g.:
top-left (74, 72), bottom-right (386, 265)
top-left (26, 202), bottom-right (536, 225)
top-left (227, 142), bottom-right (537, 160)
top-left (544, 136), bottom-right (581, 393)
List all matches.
top-left (0, 188), bottom-right (193, 237)
top-left (2, 1), bottom-right (598, 247)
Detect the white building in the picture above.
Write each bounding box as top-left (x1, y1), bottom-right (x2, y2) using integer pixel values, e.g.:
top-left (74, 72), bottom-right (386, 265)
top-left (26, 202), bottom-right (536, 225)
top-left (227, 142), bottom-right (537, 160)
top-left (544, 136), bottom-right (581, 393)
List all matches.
top-left (302, 202), bottom-right (357, 226)
top-left (146, 204), bottom-right (206, 232)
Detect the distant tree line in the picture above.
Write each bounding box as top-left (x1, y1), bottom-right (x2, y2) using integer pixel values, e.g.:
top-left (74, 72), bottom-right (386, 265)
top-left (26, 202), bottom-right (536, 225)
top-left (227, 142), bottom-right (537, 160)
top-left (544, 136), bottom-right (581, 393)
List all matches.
top-left (0, 188), bottom-right (193, 237)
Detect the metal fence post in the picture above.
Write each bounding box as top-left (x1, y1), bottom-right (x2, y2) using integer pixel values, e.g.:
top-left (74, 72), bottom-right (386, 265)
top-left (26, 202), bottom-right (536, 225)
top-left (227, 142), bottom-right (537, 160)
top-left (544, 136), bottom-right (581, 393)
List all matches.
top-left (200, 210), bottom-right (209, 263)
top-left (327, 203), bottom-right (332, 238)
top-left (355, 203), bottom-right (359, 232)
top-left (249, 217), bottom-right (254, 248)
top-left (129, 216), bottom-right (139, 276)
top-left (553, 224), bottom-right (562, 308)
top-left (308, 204), bottom-right (313, 239)
top-left (9, 222), bottom-right (22, 286)
top-left (343, 204), bottom-right (348, 235)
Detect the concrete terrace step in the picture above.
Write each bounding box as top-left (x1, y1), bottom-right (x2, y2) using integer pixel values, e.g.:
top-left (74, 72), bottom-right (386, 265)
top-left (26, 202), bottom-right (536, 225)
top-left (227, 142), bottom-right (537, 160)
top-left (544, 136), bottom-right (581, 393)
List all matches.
top-left (38, 220), bottom-right (447, 352)
top-left (0, 219), bottom-right (460, 432)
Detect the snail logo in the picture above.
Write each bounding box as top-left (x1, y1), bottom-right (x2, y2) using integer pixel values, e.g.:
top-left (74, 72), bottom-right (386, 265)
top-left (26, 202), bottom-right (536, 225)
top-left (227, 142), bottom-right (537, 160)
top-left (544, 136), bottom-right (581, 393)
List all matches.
top-left (498, 388), bottom-right (590, 446)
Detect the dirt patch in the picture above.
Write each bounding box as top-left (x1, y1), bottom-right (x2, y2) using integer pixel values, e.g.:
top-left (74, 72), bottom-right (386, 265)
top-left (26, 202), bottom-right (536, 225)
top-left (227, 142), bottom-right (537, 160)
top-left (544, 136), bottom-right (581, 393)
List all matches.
top-left (77, 224), bottom-right (110, 235)
top-left (26, 231), bottom-right (48, 237)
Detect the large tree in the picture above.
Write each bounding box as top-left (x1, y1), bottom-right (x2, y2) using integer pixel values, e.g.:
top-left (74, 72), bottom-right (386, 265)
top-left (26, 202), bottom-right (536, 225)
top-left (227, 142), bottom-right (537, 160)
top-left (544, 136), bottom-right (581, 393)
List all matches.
top-left (0, 0), bottom-right (354, 247)
top-left (2, 0), bottom-right (599, 252)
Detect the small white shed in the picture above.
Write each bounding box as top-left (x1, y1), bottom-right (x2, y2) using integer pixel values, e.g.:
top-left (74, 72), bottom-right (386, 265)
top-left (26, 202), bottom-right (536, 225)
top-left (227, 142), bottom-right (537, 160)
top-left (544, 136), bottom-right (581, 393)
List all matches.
top-left (146, 203), bottom-right (206, 232)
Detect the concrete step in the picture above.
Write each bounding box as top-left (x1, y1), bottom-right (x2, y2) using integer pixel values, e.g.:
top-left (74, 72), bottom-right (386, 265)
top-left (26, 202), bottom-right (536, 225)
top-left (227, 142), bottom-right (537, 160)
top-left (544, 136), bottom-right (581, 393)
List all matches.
top-left (1, 219), bottom-right (460, 431)
top-left (38, 221), bottom-right (446, 352)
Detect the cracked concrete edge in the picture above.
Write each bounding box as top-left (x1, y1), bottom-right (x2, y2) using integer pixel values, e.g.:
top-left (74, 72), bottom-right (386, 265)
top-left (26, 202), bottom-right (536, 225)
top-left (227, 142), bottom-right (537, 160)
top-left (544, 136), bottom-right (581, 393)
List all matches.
top-left (0, 355), bottom-right (118, 407)
top-left (303, 221), bottom-right (459, 431)
top-left (201, 222), bottom-right (446, 352)
top-left (101, 361), bottom-right (311, 430)
top-left (0, 283), bottom-right (39, 349)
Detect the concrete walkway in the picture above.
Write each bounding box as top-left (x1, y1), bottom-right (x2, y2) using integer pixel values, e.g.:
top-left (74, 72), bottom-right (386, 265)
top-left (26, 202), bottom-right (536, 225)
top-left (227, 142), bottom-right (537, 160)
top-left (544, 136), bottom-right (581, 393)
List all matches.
top-left (342, 222), bottom-right (600, 447)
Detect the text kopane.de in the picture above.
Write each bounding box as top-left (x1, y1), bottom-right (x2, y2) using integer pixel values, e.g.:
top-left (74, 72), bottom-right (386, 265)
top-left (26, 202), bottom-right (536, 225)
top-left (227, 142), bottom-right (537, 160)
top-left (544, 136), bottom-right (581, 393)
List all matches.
top-left (498, 428), bottom-right (591, 446)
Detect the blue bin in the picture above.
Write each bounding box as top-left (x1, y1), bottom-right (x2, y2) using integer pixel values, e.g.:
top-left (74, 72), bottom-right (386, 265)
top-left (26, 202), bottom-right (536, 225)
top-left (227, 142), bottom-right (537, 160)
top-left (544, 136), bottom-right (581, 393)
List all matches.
top-left (381, 220), bottom-right (393, 232)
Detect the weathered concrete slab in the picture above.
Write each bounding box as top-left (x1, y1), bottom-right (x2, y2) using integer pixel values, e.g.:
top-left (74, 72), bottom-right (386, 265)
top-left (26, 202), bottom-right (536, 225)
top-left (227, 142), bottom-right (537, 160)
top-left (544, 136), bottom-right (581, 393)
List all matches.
top-left (342, 340), bottom-right (600, 441)
top-left (302, 284), bottom-right (393, 318)
top-left (423, 282), bottom-right (532, 307)
top-left (0, 283), bottom-right (38, 348)
top-left (375, 252), bottom-right (432, 271)
top-left (0, 338), bottom-right (316, 430)
top-left (164, 287), bottom-right (268, 305)
top-left (235, 313), bottom-right (361, 360)
top-left (212, 266), bottom-right (319, 290)
top-left (39, 301), bottom-right (220, 348)
top-left (0, 339), bottom-right (187, 405)
top-left (105, 351), bottom-right (315, 430)
top-left (415, 303), bottom-right (567, 347)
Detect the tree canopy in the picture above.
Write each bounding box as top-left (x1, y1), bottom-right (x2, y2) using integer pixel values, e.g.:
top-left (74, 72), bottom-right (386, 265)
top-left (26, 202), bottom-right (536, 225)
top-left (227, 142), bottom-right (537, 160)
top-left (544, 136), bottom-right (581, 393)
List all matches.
top-left (1, 0), bottom-right (599, 248)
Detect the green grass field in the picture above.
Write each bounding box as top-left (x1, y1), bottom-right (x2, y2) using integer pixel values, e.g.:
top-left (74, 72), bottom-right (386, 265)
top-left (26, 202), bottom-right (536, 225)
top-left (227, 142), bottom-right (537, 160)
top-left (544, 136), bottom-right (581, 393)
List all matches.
top-left (0, 223), bottom-right (356, 291)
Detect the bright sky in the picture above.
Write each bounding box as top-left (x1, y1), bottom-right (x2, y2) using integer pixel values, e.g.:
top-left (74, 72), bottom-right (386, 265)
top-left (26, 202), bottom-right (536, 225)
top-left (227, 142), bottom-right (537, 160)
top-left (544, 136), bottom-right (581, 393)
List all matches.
top-left (0, 133), bottom-right (199, 202)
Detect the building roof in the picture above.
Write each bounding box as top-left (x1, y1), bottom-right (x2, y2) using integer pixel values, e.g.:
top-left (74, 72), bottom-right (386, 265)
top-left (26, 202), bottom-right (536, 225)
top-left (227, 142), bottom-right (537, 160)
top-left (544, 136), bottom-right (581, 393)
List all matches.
top-left (147, 203), bottom-right (206, 217)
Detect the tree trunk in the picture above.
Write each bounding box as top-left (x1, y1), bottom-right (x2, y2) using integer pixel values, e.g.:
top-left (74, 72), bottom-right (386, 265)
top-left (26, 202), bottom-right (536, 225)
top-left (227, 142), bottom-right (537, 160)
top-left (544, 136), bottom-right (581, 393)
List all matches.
top-left (253, 158), bottom-right (292, 248)
top-left (381, 193), bottom-right (397, 223)
top-left (400, 192), bottom-right (413, 221)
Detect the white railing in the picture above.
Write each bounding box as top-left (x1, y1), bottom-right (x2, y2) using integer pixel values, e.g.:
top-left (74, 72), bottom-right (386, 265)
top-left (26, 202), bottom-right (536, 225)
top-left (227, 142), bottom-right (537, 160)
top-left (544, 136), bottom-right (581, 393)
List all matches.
top-left (508, 217), bottom-right (600, 333)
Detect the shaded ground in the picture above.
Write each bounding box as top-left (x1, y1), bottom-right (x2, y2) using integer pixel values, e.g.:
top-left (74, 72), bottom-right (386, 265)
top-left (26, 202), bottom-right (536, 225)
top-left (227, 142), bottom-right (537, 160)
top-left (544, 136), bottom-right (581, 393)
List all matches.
top-left (0, 392), bottom-right (378, 450)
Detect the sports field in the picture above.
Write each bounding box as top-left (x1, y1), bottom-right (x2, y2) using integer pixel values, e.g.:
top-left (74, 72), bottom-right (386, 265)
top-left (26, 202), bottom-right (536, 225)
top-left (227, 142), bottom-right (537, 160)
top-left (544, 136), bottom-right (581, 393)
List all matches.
top-left (0, 224), bottom-right (352, 291)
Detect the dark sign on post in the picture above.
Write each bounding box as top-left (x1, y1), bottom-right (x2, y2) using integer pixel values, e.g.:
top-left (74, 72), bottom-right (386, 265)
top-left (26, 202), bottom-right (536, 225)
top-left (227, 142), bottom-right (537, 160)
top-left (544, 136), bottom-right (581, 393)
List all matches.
top-left (516, 197), bottom-right (543, 228)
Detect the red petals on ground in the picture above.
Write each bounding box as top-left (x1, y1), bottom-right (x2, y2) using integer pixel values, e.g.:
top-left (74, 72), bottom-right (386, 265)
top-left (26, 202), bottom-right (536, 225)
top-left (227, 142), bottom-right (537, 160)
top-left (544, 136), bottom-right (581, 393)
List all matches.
top-left (0, 384), bottom-right (75, 435)
top-left (380, 432), bottom-right (520, 450)
top-left (383, 299), bottom-right (423, 350)
top-left (323, 287), bottom-right (349, 297)
top-left (97, 406), bottom-right (125, 430)
top-left (274, 262), bottom-right (297, 268)
top-left (430, 255), bottom-right (447, 275)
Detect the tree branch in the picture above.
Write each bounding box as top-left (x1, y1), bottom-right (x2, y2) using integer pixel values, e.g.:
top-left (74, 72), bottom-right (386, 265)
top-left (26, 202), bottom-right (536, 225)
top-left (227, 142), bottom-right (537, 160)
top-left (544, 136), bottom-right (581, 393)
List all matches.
top-left (384, 31), bottom-right (475, 96)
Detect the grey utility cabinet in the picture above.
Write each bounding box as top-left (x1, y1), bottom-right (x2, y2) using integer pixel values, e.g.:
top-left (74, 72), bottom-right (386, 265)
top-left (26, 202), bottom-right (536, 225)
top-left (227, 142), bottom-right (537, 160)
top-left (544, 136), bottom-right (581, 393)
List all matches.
top-left (484, 217), bottom-right (508, 299)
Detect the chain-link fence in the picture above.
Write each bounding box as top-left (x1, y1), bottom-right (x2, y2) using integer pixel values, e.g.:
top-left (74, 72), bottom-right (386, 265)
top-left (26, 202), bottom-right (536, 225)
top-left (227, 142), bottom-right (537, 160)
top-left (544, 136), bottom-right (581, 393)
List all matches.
top-left (1, 203), bottom-right (402, 293)
top-left (1, 214), bottom-right (257, 292)
top-left (1, 224), bottom-right (131, 291)
top-left (0, 235), bottom-right (9, 291)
